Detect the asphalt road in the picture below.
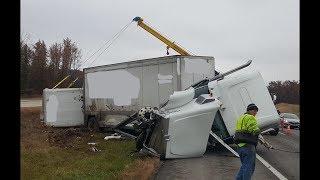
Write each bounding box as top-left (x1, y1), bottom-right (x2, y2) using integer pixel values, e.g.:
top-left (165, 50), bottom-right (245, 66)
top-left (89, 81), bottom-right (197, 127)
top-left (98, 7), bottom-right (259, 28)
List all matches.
top-left (155, 129), bottom-right (299, 180)
top-left (257, 129), bottom-right (299, 180)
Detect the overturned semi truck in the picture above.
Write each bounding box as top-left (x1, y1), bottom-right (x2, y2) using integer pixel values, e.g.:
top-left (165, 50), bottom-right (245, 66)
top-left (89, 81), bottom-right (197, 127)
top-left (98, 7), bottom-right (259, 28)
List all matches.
top-left (113, 59), bottom-right (280, 159)
top-left (42, 55), bottom-right (279, 159)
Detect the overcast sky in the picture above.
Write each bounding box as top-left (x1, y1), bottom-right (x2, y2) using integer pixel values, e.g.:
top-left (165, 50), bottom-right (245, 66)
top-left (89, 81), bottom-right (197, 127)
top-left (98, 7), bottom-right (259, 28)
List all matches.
top-left (21, 0), bottom-right (299, 82)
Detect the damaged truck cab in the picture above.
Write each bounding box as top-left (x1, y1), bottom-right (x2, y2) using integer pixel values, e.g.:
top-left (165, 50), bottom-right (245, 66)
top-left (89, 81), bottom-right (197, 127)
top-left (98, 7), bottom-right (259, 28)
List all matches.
top-left (124, 60), bottom-right (280, 159)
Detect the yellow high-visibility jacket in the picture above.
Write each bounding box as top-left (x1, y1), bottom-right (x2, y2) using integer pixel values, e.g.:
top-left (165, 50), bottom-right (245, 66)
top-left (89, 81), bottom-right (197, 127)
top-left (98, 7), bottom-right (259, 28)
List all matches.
top-left (235, 113), bottom-right (260, 147)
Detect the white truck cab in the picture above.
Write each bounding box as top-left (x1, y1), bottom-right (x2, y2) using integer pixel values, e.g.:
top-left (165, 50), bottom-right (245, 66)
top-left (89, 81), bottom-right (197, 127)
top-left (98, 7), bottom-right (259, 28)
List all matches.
top-left (139, 61), bottom-right (280, 159)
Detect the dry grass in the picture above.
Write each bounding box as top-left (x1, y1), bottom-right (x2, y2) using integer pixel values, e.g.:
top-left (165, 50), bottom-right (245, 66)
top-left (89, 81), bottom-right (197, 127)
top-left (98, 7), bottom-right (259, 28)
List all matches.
top-left (20, 107), bottom-right (160, 179)
top-left (119, 157), bottom-right (161, 180)
top-left (20, 107), bottom-right (49, 150)
top-left (276, 103), bottom-right (300, 117)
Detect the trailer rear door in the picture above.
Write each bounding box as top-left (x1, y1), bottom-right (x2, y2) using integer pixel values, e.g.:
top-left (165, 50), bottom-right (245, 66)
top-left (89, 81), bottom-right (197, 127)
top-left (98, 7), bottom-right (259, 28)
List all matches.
top-left (43, 88), bottom-right (84, 127)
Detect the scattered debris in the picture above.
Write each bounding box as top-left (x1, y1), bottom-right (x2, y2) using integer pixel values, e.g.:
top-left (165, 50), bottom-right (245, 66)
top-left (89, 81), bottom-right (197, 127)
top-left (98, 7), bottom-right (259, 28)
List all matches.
top-left (87, 142), bottom-right (97, 145)
top-left (90, 146), bottom-right (101, 152)
top-left (46, 127), bottom-right (89, 148)
top-left (104, 133), bottom-right (122, 140)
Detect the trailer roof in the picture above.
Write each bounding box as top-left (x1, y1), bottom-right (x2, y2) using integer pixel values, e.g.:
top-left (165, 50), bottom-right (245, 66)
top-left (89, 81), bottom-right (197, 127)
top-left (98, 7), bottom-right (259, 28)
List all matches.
top-left (83, 55), bottom-right (214, 73)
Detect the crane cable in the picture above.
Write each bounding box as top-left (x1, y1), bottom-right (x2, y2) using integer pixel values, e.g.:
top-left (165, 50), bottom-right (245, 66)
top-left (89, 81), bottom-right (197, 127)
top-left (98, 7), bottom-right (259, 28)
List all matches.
top-left (86, 20), bottom-right (133, 67)
top-left (52, 20), bottom-right (133, 88)
top-left (56, 18), bottom-right (195, 87)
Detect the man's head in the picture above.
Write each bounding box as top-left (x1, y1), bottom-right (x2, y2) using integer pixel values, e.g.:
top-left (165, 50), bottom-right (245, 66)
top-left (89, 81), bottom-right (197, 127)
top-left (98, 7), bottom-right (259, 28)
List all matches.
top-left (247, 103), bottom-right (258, 116)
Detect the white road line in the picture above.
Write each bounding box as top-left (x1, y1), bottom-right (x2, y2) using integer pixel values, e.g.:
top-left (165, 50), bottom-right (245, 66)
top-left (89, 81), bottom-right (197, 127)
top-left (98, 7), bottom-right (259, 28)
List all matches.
top-left (279, 132), bottom-right (286, 135)
top-left (256, 154), bottom-right (288, 180)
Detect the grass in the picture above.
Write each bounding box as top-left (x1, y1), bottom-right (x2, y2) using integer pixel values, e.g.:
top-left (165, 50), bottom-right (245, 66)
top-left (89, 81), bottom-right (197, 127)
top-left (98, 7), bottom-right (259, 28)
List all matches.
top-left (21, 107), bottom-right (160, 180)
top-left (21, 135), bottom-right (137, 179)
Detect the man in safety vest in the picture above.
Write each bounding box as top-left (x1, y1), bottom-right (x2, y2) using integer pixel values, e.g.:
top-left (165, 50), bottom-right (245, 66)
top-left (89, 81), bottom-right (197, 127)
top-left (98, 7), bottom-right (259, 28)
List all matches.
top-left (235, 103), bottom-right (260, 180)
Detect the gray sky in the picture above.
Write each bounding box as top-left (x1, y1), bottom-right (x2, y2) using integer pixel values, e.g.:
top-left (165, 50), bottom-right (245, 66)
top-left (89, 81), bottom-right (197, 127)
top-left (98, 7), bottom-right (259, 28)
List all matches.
top-left (21, 0), bottom-right (299, 82)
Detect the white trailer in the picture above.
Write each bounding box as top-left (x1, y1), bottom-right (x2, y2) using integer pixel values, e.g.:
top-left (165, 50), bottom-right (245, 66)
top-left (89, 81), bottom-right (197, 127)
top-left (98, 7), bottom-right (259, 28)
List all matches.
top-left (42, 55), bottom-right (215, 128)
top-left (82, 55), bottom-right (215, 129)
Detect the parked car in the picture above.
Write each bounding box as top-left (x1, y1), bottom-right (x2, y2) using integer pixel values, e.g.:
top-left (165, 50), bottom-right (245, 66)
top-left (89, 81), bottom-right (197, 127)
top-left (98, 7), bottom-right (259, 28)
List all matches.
top-left (280, 113), bottom-right (300, 129)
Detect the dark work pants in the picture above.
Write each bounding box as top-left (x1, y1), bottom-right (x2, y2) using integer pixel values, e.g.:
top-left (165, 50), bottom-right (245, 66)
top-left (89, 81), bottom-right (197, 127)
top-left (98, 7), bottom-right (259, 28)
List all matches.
top-left (236, 144), bottom-right (256, 180)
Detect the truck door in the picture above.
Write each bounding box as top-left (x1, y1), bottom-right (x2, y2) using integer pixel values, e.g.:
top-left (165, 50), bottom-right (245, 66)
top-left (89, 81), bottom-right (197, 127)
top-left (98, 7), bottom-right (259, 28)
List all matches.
top-left (165, 95), bottom-right (221, 158)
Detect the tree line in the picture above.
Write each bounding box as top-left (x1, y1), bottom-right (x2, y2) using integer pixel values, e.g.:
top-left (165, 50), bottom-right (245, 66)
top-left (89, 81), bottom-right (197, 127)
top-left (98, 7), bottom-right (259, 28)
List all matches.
top-left (20, 38), bottom-right (83, 95)
top-left (267, 80), bottom-right (299, 104)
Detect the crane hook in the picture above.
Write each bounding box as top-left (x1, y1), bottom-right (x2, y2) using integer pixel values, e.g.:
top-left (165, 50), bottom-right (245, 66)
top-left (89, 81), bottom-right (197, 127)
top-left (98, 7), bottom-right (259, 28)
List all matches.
top-left (166, 46), bottom-right (170, 55)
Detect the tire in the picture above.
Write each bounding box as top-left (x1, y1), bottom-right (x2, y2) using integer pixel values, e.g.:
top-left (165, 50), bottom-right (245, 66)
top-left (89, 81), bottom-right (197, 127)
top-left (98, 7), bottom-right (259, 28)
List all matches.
top-left (269, 128), bottom-right (279, 136)
top-left (87, 117), bottom-right (100, 132)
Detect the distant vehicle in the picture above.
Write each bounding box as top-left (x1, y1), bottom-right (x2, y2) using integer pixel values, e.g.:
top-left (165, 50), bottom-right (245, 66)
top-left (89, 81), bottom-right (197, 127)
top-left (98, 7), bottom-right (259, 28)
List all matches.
top-left (280, 113), bottom-right (300, 129)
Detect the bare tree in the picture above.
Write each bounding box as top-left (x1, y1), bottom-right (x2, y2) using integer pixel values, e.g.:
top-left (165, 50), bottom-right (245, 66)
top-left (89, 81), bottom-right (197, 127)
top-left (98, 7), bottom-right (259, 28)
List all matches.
top-left (21, 37), bottom-right (83, 94)
top-left (29, 40), bottom-right (48, 93)
top-left (20, 40), bottom-right (33, 93)
top-left (70, 41), bottom-right (81, 70)
top-left (48, 43), bottom-right (62, 86)
top-left (61, 38), bottom-right (81, 78)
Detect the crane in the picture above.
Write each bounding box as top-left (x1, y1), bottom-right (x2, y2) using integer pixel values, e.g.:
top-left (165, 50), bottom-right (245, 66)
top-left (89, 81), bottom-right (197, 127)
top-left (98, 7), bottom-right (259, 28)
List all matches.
top-left (133, 17), bottom-right (192, 56)
top-left (133, 16), bottom-right (219, 76)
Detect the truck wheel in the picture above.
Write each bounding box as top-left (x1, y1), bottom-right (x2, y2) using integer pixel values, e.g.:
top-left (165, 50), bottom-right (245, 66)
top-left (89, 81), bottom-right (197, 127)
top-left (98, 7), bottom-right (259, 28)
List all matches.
top-left (87, 117), bottom-right (99, 132)
top-left (269, 128), bottom-right (279, 136)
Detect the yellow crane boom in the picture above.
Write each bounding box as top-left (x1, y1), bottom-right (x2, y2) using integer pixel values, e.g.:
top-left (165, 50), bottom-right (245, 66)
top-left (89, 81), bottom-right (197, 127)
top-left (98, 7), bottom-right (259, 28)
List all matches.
top-left (133, 17), bottom-right (191, 56)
